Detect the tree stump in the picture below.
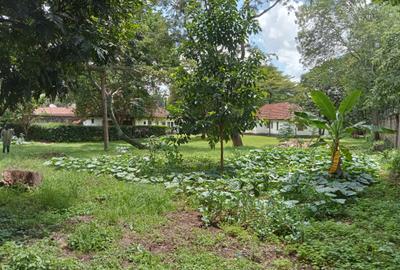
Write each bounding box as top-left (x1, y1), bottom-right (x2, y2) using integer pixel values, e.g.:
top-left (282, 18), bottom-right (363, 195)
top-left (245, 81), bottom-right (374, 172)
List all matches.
top-left (1, 169), bottom-right (43, 187)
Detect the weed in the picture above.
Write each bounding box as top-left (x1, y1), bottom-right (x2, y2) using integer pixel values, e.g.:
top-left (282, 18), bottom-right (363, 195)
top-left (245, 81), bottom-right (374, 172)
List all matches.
top-left (68, 222), bottom-right (120, 252)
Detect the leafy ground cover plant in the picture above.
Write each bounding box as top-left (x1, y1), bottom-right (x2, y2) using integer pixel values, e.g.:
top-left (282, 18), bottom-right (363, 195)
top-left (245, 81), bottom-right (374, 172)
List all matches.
top-left (165, 148), bottom-right (377, 240)
top-left (47, 147), bottom-right (377, 241)
top-left (45, 136), bottom-right (188, 183)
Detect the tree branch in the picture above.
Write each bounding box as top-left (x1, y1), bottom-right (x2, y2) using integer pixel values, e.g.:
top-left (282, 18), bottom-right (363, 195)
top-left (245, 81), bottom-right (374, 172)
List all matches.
top-left (107, 93), bottom-right (146, 149)
top-left (86, 66), bottom-right (102, 92)
top-left (251, 0), bottom-right (283, 19)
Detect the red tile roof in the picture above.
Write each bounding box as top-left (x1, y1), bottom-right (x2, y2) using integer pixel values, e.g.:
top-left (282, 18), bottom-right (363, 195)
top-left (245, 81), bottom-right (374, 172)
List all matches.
top-left (151, 107), bottom-right (169, 118)
top-left (257, 102), bottom-right (300, 120)
top-left (34, 107), bottom-right (76, 117)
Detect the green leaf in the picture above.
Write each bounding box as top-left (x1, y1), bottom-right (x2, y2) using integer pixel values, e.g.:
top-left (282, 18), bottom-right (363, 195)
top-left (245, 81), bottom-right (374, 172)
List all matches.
top-left (340, 146), bottom-right (352, 161)
top-left (310, 91), bottom-right (337, 120)
top-left (310, 138), bottom-right (327, 147)
top-left (338, 90), bottom-right (362, 114)
top-left (380, 127), bottom-right (397, 134)
top-left (344, 121), bottom-right (366, 134)
top-left (332, 198), bottom-right (346, 204)
top-left (294, 111), bottom-right (318, 120)
top-left (294, 111), bottom-right (327, 129)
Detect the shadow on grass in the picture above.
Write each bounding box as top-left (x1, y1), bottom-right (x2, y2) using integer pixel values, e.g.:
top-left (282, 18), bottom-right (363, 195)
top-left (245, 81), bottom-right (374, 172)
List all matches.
top-left (0, 184), bottom-right (76, 244)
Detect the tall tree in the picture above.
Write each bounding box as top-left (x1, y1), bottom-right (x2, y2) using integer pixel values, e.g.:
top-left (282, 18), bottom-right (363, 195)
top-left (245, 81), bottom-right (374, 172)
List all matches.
top-left (83, 7), bottom-right (178, 150)
top-left (172, 0), bottom-right (265, 171)
top-left (259, 65), bottom-right (299, 104)
top-left (0, 0), bottom-right (142, 114)
top-left (163, 0), bottom-right (290, 147)
top-left (297, 1), bottom-right (400, 124)
top-left (371, 25), bottom-right (400, 147)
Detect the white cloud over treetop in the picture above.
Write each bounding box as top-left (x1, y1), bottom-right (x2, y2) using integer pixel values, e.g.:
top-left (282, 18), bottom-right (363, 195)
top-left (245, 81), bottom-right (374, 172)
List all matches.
top-left (252, 3), bottom-right (305, 82)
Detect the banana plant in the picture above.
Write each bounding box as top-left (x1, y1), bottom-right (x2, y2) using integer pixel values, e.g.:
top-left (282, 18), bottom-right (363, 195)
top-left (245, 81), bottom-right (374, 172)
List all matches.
top-left (295, 90), bottom-right (365, 176)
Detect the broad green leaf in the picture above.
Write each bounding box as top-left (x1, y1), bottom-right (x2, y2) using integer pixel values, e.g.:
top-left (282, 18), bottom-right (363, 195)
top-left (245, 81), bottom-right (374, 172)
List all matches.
top-left (310, 91), bottom-right (337, 120)
top-left (340, 146), bottom-right (352, 161)
top-left (310, 138), bottom-right (327, 147)
top-left (344, 121), bottom-right (366, 134)
top-left (294, 111), bottom-right (327, 129)
top-left (338, 90), bottom-right (362, 114)
top-left (310, 120), bottom-right (328, 130)
top-left (294, 111), bottom-right (319, 120)
top-left (380, 127), bottom-right (397, 134)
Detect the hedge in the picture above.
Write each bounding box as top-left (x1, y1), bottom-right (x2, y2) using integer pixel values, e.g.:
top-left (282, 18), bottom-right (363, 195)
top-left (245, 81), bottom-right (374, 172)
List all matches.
top-left (8, 124), bottom-right (168, 142)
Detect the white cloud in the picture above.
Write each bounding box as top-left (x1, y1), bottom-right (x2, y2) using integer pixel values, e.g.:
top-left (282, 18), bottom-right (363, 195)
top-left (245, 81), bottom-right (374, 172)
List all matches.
top-left (251, 3), bottom-right (305, 82)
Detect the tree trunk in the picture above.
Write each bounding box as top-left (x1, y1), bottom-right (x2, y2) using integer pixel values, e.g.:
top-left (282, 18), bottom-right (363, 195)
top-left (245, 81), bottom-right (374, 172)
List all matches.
top-left (101, 71), bottom-right (110, 151)
top-left (23, 120), bottom-right (29, 139)
top-left (231, 132), bottom-right (243, 147)
top-left (108, 94), bottom-right (146, 149)
top-left (219, 124), bottom-right (224, 172)
top-left (373, 111), bottom-right (382, 141)
top-left (396, 113), bottom-right (400, 149)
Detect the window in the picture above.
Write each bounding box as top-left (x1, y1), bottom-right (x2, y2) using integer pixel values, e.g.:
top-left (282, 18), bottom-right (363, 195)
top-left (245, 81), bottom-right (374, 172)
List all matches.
top-left (162, 121), bottom-right (166, 126)
top-left (143, 121), bottom-right (147, 125)
top-left (91, 118), bottom-right (95, 124)
top-left (148, 120), bottom-right (152, 126)
top-left (276, 121), bottom-right (279, 130)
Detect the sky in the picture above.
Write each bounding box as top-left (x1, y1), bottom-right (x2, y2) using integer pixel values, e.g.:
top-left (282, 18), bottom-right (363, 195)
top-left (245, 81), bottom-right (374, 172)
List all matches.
top-left (251, 3), bottom-right (305, 82)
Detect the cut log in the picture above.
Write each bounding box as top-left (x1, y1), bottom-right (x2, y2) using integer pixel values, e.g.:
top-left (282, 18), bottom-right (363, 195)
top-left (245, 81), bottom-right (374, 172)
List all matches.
top-left (1, 169), bottom-right (43, 187)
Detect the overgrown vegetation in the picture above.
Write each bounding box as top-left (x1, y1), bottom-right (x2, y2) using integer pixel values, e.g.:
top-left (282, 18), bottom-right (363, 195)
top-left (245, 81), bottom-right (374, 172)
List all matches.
top-left (0, 138), bottom-right (399, 268)
top-left (388, 150), bottom-right (400, 180)
top-left (47, 145), bottom-right (377, 241)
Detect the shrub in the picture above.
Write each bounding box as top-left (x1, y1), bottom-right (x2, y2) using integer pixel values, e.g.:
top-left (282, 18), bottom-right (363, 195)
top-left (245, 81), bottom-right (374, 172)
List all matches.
top-left (389, 150), bottom-right (400, 180)
top-left (371, 139), bottom-right (394, 152)
top-left (277, 123), bottom-right (295, 142)
top-left (9, 124), bottom-right (167, 142)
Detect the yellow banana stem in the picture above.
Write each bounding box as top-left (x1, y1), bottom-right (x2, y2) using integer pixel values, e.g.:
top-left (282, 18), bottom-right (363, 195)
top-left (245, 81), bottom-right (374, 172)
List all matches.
top-left (329, 143), bottom-right (340, 174)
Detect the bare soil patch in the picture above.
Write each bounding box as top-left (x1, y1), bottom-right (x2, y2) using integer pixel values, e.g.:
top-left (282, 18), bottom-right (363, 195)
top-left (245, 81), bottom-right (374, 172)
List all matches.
top-left (120, 210), bottom-right (297, 268)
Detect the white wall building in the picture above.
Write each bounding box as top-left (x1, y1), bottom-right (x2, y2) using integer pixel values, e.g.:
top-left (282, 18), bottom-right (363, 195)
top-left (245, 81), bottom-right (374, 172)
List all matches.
top-left (247, 102), bottom-right (318, 136)
top-left (82, 118), bottom-right (103, 127)
top-left (82, 107), bottom-right (176, 128)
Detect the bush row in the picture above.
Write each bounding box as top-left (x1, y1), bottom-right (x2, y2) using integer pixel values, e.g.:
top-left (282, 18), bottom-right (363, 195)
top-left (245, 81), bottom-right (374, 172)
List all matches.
top-left (8, 124), bottom-right (168, 142)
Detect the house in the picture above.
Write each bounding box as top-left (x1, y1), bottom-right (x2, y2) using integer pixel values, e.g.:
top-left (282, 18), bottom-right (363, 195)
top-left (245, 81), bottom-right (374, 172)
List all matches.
top-left (133, 107), bottom-right (176, 128)
top-left (33, 105), bottom-right (79, 123)
top-left (82, 107), bottom-right (175, 127)
top-left (248, 102), bottom-right (317, 136)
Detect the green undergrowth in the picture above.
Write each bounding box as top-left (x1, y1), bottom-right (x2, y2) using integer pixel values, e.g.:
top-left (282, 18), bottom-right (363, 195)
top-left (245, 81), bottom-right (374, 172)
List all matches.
top-left (47, 147), bottom-right (378, 241)
top-left (290, 179), bottom-right (400, 269)
top-left (1, 139), bottom-right (398, 269)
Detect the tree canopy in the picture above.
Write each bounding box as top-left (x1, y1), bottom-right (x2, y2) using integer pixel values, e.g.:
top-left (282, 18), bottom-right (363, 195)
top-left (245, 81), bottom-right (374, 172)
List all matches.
top-left (0, 0), bottom-right (144, 113)
top-left (297, 0), bottom-right (400, 126)
top-left (171, 0), bottom-right (266, 169)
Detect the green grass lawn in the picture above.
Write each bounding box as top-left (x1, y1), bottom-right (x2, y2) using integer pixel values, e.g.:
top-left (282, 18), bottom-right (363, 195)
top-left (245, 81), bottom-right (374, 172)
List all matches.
top-left (0, 135), bottom-right (398, 269)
